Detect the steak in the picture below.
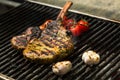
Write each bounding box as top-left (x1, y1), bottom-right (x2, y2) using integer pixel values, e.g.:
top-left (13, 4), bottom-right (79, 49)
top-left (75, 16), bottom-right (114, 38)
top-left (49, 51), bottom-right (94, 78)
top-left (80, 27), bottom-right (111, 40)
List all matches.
top-left (23, 21), bottom-right (74, 63)
top-left (11, 1), bottom-right (74, 64)
top-left (11, 26), bottom-right (42, 49)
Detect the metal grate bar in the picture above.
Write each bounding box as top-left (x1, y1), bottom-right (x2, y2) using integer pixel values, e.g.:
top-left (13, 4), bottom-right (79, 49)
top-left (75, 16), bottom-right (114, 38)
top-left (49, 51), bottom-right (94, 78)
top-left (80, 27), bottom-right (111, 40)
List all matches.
top-left (101, 61), bottom-right (120, 80)
top-left (110, 69), bottom-right (120, 80)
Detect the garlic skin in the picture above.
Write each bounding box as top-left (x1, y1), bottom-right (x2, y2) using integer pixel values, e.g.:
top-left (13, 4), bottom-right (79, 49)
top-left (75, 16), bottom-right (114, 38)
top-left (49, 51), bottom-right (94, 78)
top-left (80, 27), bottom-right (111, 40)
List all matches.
top-left (82, 50), bottom-right (100, 65)
top-left (52, 61), bottom-right (72, 75)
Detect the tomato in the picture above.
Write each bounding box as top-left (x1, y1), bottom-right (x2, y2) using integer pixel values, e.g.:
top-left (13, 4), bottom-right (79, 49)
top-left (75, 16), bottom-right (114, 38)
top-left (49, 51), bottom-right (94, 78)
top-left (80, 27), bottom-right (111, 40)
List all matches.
top-left (62, 16), bottom-right (75, 29)
top-left (66, 19), bottom-right (74, 29)
top-left (70, 20), bottom-right (89, 36)
top-left (70, 25), bottom-right (81, 36)
top-left (78, 19), bottom-right (89, 27)
top-left (78, 20), bottom-right (89, 32)
top-left (62, 17), bottom-right (89, 36)
top-left (79, 25), bottom-right (89, 32)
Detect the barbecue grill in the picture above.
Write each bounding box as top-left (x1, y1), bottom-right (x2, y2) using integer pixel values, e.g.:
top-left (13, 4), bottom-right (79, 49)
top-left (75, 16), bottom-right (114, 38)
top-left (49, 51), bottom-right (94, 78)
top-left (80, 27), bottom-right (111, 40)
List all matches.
top-left (0, 0), bottom-right (120, 80)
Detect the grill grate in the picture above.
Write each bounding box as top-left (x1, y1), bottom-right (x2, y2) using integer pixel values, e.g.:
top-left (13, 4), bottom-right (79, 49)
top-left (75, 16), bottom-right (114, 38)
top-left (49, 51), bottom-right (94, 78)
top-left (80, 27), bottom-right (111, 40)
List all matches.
top-left (0, 1), bottom-right (120, 80)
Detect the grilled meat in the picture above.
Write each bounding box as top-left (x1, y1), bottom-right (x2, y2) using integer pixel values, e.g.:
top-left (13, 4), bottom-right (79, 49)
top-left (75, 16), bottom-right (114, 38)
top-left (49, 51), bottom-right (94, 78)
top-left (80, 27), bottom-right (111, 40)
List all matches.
top-left (11, 1), bottom-right (89, 64)
top-left (11, 35), bottom-right (28, 49)
top-left (23, 21), bottom-right (74, 63)
top-left (11, 20), bottom-right (52, 49)
top-left (11, 26), bottom-right (42, 49)
top-left (11, 1), bottom-right (74, 64)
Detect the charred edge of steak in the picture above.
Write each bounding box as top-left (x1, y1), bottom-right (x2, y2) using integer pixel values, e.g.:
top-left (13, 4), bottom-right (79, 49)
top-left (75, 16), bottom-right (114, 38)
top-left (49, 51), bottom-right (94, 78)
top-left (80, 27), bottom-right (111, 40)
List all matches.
top-left (23, 41), bottom-right (74, 64)
top-left (11, 35), bottom-right (28, 49)
top-left (28, 27), bottom-right (42, 39)
top-left (11, 26), bottom-right (42, 49)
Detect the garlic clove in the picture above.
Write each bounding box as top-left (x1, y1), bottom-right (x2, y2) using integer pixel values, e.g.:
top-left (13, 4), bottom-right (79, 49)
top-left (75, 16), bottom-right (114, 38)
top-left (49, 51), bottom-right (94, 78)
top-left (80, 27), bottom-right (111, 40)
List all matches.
top-left (82, 50), bottom-right (100, 65)
top-left (52, 61), bottom-right (72, 75)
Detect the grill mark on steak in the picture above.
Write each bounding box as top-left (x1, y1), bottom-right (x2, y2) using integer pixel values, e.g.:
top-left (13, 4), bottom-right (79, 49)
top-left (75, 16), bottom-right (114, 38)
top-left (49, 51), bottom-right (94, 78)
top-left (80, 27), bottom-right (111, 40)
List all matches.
top-left (31, 50), bottom-right (40, 56)
top-left (29, 27), bottom-right (42, 39)
top-left (41, 31), bottom-right (64, 43)
top-left (41, 39), bottom-right (54, 48)
top-left (47, 21), bottom-right (60, 29)
top-left (15, 36), bottom-right (27, 46)
top-left (44, 48), bottom-right (55, 55)
top-left (39, 20), bottom-right (72, 51)
top-left (45, 27), bottom-right (58, 36)
top-left (41, 33), bottom-right (67, 49)
top-left (23, 27), bottom-right (42, 39)
top-left (41, 50), bottom-right (49, 56)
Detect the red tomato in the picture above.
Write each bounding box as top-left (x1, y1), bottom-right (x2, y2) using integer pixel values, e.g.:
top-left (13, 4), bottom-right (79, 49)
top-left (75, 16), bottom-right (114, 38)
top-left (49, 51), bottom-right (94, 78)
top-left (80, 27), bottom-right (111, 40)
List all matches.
top-left (70, 25), bottom-right (81, 36)
top-left (63, 18), bottom-right (89, 36)
top-left (78, 25), bottom-right (89, 32)
top-left (63, 18), bottom-right (75, 29)
top-left (66, 19), bottom-right (74, 29)
top-left (78, 19), bottom-right (89, 27)
top-left (70, 20), bottom-right (89, 36)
